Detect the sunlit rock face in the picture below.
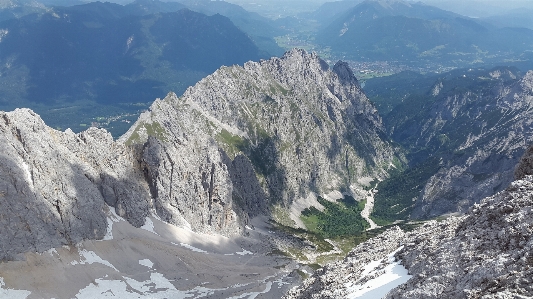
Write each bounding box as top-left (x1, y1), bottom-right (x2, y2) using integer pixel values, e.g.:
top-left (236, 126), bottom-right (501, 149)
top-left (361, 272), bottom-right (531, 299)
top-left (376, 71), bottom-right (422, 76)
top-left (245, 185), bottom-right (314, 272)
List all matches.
top-left (0, 49), bottom-right (394, 260)
top-left (121, 48), bottom-right (395, 233)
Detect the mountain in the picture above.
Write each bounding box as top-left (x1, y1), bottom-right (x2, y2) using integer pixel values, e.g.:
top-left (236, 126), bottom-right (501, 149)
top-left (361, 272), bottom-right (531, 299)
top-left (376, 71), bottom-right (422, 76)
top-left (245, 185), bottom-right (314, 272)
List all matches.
top-left (127, 0), bottom-right (284, 56)
top-left (317, 0), bottom-right (533, 66)
top-left (0, 0), bottom-right (289, 136)
top-left (482, 8), bottom-right (533, 30)
top-left (120, 48), bottom-right (396, 228)
top-left (0, 0), bottom-right (48, 22)
top-left (285, 144), bottom-right (533, 298)
top-left (124, 0), bottom-right (187, 15)
top-left (419, 0), bottom-right (533, 18)
top-left (0, 49), bottom-right (395, 262)
top-left (370, 67), bottom-right (533, 222)
top-left (306, 0), bottom-right (364, 28)
top-left (0, 6), bottom-right (262, 108)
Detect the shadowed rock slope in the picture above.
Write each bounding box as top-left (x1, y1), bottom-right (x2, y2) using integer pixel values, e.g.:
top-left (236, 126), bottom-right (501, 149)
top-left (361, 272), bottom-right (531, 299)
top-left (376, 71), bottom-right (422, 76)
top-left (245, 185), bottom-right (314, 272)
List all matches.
top-left (0, 109), bottom-right (151, 261)
top-left (409, 70), bottom-right (533, 219)
top-left (285, 144), bottom-right (533, 298)
top-left (0, 49), bottom-right (395, 260)
top-left (371, 68), bottom-right (533, 223)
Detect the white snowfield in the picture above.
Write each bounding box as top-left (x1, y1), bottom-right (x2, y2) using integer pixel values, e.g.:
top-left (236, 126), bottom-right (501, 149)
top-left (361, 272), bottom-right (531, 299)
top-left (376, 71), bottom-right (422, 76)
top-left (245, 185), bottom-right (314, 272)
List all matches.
top-left (0, 212), bottom-right (298, 299)
top-left (0, 278), bottom-right (31, 299)
top-left (345, 246), bottom-right (411, 299)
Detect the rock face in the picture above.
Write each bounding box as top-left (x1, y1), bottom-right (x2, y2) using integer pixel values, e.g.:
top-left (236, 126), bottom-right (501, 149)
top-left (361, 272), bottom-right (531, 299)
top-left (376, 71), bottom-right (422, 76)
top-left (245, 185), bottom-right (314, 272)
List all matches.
top-left (0, 49), bottom-right (394, 259)
top-left (0, 109), bottom-right (151, 261)
top-left (285, 144), bottom-right (533, 298)
top-left (390, 177), bottom-right (533, 298)
top-left (384, 69), bottom-right (533, 219)
top-left (121, 48), bottom-right (395, 230)
top-left (413, 71), bottom-right (533, 219)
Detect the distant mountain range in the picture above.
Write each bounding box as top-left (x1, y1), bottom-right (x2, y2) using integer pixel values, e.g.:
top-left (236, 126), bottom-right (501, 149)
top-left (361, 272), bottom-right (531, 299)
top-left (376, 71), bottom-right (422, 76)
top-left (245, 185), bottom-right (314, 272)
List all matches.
top-left (314, 0), bottom-right (533, 66)
top-left (0, 4), bottom-right (263, 109)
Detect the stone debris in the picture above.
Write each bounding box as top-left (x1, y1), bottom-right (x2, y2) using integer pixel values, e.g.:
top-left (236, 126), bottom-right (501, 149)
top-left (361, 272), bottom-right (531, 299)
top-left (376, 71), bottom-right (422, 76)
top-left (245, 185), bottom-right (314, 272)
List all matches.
top-left (285, 146), bottom-right (533, 298)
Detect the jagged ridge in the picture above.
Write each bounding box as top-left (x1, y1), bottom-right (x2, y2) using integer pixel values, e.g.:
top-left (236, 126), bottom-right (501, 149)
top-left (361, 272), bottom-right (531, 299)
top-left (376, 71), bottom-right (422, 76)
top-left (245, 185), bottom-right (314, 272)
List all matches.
top-left (0, 49), bottom-right (395, 259)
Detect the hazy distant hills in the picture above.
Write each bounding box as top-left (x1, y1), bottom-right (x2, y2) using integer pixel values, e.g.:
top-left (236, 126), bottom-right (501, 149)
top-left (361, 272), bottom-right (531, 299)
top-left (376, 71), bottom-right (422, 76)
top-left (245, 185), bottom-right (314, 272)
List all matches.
top-left (0, 0), bottom-right (47, 22)
top-left (0, 2), bottom-right (264, 109)
top-left (307, 0), bottom-right (364, 28)
top-left (131, 0), bottom-right (284, 56)
top-left (316, 0), bottom-right (533, 65)
top-left (482, 8), bottom-right (533, 31)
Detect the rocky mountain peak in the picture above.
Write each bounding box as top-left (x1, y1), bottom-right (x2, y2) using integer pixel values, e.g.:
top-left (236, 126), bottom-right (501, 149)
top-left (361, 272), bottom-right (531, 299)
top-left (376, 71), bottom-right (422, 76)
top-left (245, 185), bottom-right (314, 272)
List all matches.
top-left (332, 60), bottom-right (358, 85)
top-left (521, 70), bottom-right (533, 94)
top-left (123, 48), bottom-right (395, 230)
top-left (0, 49), bottom-right (396, 260)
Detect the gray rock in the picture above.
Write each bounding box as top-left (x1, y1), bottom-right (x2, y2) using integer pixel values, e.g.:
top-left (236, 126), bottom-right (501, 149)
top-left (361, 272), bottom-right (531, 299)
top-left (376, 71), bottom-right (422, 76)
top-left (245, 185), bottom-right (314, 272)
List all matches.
top-left (0, 49), bottom-right (394, 258)
top-left (122, 49), bottom-right (395, 232)
top-left (0, 109), bottom-right (153, 260)
top-left (286, 146), bottom-right (533, 298)
top-left (410, 69), bottom-right (533, 219)
top-left (0, 109), bottom-right (107, 260)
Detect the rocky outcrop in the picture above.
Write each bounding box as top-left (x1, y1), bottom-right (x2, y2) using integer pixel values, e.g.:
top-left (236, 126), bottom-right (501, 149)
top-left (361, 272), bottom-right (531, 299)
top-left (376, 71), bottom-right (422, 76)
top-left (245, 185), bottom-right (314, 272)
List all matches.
top-left (0, 109), bottom-right (151, 261)
top-left (284, 227), bottom-right (407, 298)
top-left (121, 48), bottom-right (395, 230)
top-left (406, 70), bottom-right (533, 219)
top-left (515, 142), bottom-right (533, 180)
top-left (286, 144), bottom-right (533, 298)
top-left (0, 49), bottom-right (393, 259)
top-left (389, 177), bottom-right (533, 298)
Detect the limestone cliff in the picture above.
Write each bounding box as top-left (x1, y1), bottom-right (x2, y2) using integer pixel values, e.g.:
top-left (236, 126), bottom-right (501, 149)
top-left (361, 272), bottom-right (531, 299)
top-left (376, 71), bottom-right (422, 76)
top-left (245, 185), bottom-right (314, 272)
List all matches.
top-left (0, 49), bottom-right (394, 259)
top-left (121, 48), bottom-right (396, 230)
top-left (384, 69), bottom-right (533, 219)
top-left (0, 109), bottom-right (151, 261)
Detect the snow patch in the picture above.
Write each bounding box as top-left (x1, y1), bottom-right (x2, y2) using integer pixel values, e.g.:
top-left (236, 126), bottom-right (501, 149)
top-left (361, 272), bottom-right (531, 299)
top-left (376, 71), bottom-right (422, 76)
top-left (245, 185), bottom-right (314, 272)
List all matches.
top-left (140, 217), bottom-right (159, 235)
top-left (71, 249), bottom-right (119, 272)
top-left (44, 248), bottom-right (59, 257)
top-left (20, 160), bottom-right (33, 189)
top-left (76, 273), bottom-right (183, 299)
top-left (173, 242), bottom-right (208, 253)
top-left (139, 259), bottom-right (154, 269)
top-left (236, 249), bottom-right (253, 256)
top-left (0, 278), bottom-right (31, 299)
top-left (346, 246), bottom-right (411, 299)
top-left (227, 281), bottom-right (272, 299)
top-left (75, 272), bottom-right (230, 299)
top-left (102, 208), bottom-right (125, 241)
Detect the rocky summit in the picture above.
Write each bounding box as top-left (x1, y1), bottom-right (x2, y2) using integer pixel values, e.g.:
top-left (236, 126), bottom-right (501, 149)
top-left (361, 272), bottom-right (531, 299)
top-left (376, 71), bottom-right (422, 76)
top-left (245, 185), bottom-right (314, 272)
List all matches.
top-left (120, 48), bottom-right (395, 232)
top-left (285, 145), bottom-right (533, 298)
top-left (0, 49), bottom-right (394, 260)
